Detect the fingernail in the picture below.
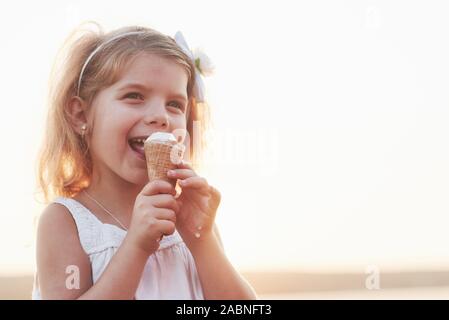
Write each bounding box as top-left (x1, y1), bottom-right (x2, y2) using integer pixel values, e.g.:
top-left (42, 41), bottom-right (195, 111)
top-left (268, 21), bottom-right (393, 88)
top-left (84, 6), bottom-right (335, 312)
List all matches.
top-left (167, 170), bottom-right (175, 176)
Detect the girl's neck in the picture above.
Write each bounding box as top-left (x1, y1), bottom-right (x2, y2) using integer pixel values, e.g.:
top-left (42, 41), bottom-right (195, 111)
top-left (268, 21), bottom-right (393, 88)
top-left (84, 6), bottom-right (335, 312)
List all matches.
top-left (82, 166), bottom-right (144, 225)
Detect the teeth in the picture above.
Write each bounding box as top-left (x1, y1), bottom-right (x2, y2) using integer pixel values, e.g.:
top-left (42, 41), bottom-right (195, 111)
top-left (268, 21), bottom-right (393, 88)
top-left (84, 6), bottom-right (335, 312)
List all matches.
top-left (129, 139), bottom-right (145, 145)
top-left (130, 138), bottom-right (146, 145)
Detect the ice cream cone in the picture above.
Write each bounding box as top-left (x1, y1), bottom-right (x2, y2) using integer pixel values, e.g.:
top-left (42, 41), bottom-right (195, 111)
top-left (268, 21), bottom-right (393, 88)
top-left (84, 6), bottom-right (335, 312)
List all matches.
top-left (144, 132), bottom-right (185, 187)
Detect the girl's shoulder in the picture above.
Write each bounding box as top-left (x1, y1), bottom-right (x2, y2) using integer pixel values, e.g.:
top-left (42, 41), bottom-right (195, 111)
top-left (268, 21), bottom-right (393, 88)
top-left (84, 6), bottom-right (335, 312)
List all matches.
top-left (38, 197), bottom-right (126, 254)
top-left (38, 196), bottom-right (99, 239)
top-left (39, 196), bottom-right (83, 225)
top-left (36, 196), bottom-right (93, 261)
top-left (39, 199), bottom-right (75, 229)
top-left (35, 199), bottom-right (92, 299)
top-left (37, 198), bottom-right (81, 245)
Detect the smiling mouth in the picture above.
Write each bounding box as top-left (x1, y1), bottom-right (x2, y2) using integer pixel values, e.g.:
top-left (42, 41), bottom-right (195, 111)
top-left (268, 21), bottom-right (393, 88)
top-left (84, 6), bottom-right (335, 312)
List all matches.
top-left (128, 137), bottom-right (147, 158)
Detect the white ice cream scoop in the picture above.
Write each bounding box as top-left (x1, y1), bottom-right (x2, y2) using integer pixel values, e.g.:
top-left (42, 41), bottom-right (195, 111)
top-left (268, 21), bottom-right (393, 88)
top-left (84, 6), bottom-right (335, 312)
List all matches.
top-left (145, 132), bottom-right (177, 144)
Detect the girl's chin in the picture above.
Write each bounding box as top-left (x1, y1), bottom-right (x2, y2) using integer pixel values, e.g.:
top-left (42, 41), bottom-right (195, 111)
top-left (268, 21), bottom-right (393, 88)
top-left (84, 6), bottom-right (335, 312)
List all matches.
top-left (125, 169), bottom-right (149, 187)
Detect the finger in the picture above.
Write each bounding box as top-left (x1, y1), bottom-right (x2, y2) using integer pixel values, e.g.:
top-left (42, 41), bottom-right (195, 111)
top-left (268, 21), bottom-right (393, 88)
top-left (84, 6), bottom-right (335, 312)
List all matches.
top-left (180, 180), bottom-right (221, 209)
top-left (175, 160), bottom-right (194, 170)
top-left (167, 168), bottom-right (196, 180)
top-left (157, 219), bottom-right (176, 237)
top-left (208, 185), bottom-right (222, 209)
top-left (179, 176), bottom-right (211, 196)
top-left (141, 180), bottom-right (176, 196)
top-left (154, 208), bottom-right (177, 224)
top-left (151, 194), bottom-right (180, 212)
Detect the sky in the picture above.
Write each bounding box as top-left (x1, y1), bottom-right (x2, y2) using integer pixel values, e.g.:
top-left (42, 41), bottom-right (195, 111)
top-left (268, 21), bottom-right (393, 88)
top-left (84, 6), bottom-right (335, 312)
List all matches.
top-left (1, 0), bottom-right (449, 275)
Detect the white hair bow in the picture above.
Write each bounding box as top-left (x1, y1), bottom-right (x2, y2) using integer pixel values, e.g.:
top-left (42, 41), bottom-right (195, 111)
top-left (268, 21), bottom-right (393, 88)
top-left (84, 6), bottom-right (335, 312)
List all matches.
top-left (174, 31), bottom-right (214, 103)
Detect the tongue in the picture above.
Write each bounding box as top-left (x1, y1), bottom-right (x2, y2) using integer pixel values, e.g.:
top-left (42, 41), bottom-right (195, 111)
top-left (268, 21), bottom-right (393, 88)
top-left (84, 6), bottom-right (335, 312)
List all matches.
top-left (130, 142), bottom-right (145, 157)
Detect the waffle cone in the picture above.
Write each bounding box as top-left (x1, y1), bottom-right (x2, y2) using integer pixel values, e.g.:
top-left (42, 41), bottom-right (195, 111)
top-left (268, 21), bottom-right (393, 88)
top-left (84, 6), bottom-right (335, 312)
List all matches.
top-left (144, 139), bottom-right (185, 187)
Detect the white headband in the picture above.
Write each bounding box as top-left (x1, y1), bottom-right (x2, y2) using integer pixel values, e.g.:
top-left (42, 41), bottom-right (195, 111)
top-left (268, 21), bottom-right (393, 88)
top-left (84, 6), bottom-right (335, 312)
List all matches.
top-left (76, 30), bottom-right (214, 103)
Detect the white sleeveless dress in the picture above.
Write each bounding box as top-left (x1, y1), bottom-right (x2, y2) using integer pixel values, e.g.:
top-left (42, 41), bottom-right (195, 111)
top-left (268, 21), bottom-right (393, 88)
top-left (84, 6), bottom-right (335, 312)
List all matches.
top-left (32, 197), bottom-right (204, 300)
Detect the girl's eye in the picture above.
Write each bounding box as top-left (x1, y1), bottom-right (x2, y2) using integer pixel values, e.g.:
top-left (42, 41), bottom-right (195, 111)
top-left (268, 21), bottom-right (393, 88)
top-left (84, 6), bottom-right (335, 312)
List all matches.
top-left (168, 101), bottom-right (185, 110)
top-left (124, 92), bottom-right (144, 100)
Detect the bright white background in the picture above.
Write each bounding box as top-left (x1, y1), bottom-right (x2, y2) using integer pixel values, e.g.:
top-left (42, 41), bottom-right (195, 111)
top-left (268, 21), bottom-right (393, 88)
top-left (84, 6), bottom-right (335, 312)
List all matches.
top-left (0, 0), bottom-right (449, 276)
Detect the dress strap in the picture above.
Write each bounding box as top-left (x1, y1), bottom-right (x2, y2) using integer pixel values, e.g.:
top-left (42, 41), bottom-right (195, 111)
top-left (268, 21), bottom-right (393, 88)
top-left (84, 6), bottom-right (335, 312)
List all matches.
top-left (52, 197), bottom-right (124, 254)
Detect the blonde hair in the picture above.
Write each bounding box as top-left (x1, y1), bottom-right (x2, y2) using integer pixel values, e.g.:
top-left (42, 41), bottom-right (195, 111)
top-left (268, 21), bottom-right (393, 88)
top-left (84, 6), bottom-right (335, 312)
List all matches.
top-left (37, 22), bottom-right (211, 203)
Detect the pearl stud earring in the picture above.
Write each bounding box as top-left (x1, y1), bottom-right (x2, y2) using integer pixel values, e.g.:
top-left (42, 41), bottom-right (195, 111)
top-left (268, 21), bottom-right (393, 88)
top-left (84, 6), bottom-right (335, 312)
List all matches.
top-left (81, 124), bottom-right (87, 137)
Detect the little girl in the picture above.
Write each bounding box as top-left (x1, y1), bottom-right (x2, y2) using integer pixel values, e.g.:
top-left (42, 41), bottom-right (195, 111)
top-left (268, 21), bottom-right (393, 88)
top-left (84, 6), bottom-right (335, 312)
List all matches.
top-left (33, 23), bottom-right (257, 300)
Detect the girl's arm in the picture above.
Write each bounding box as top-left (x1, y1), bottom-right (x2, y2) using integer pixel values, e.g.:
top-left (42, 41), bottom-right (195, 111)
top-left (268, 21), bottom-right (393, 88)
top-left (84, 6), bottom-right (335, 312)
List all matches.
top-left (186, 226), bottom-right (258, 300)
top-left (36, 204), bottom-right (149, 300)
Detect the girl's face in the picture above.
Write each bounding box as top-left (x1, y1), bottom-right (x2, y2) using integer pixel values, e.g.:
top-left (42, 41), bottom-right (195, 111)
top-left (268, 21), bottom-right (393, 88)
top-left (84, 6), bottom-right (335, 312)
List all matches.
top-left (87, 52), bottom-right (189, 186)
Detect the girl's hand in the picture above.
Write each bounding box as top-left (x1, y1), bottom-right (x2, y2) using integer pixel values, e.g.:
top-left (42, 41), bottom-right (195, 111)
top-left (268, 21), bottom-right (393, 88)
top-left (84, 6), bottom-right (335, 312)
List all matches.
top-left (167, 160), bottom-right (221, 244)
top-left (127, 180), bottom-right (180, 255)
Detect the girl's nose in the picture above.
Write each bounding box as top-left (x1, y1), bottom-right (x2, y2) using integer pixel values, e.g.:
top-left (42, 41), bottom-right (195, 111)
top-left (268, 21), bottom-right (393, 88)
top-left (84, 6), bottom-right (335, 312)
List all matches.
top-left (143, 102), bottom-right (169, 128)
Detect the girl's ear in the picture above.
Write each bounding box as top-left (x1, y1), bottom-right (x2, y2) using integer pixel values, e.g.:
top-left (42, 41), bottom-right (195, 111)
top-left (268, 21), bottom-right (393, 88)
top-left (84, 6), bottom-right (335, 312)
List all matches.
top-left (67, 96), bottom-right (89, 135)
